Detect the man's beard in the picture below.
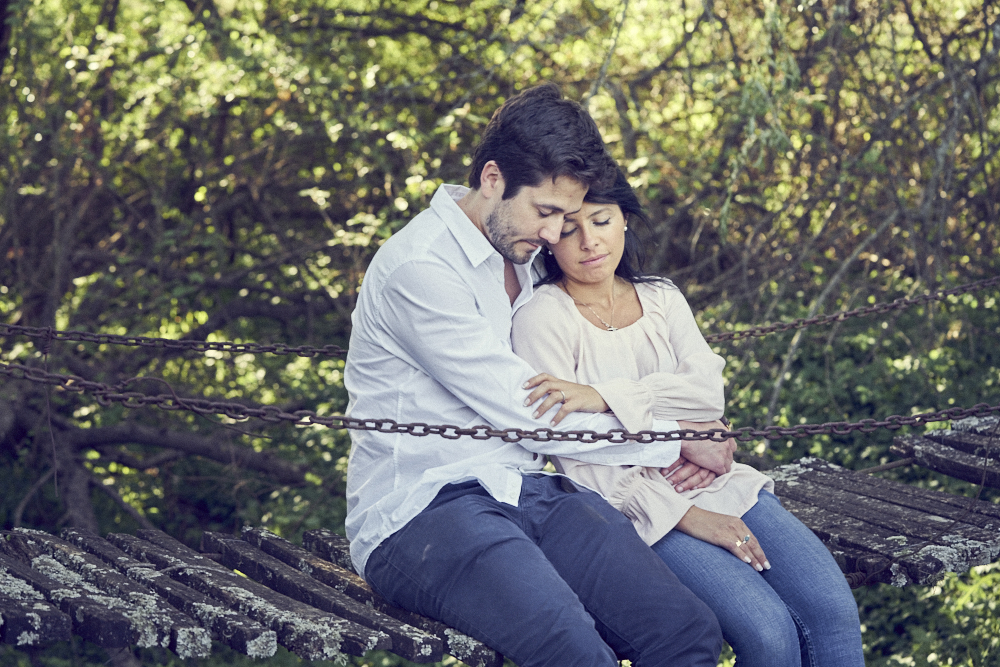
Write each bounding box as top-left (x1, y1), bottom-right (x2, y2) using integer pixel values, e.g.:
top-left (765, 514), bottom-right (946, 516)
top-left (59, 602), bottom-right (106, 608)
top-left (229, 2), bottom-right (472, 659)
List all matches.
top-left (484, 199), bottom-right (538, 264)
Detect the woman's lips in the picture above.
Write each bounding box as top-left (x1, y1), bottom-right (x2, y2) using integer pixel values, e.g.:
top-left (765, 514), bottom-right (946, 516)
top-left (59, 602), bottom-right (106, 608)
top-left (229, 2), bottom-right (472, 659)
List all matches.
top-left (581, 254), bottom-right (608, 266)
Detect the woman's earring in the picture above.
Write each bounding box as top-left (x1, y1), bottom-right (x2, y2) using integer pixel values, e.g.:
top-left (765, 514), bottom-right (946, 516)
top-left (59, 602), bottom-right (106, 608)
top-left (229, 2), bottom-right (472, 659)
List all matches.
top-left (624, 226), bottom-right (629, 232)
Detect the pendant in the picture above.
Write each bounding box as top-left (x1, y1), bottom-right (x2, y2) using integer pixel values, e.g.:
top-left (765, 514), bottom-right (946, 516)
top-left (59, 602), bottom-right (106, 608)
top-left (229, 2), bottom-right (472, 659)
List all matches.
top-left (606, 325), bottom-right (618, 332)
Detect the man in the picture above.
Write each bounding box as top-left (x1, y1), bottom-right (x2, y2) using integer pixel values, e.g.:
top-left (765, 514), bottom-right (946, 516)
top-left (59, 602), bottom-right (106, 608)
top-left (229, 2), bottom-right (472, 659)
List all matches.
top-left (345, 84), bottom-right (726, 666)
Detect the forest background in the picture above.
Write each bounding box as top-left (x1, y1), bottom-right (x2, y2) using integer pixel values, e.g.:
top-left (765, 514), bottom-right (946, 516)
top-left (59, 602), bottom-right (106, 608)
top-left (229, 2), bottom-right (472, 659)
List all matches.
top-left (1, 0), bottom-right (999, 664)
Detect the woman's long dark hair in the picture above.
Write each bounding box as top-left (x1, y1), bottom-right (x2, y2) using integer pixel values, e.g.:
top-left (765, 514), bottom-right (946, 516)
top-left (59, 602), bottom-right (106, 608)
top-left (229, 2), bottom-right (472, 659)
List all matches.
top-left (537, 167), bottom-right (672, 287)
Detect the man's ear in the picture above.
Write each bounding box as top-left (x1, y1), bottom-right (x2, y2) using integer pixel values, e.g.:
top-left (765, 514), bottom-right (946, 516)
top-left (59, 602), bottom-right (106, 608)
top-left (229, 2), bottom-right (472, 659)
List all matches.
top-left (478, 161), bottom-right (505, 200)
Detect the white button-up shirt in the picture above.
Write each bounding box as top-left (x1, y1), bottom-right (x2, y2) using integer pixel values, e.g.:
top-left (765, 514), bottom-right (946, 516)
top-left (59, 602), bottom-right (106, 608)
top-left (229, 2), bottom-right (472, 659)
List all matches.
top-left (344, 184), bottom-right (681, 575)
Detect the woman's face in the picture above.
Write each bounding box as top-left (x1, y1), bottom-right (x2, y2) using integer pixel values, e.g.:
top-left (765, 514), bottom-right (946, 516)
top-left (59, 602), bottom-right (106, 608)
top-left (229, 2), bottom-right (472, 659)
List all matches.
top-left (549, 201), bottom-right (627, 287)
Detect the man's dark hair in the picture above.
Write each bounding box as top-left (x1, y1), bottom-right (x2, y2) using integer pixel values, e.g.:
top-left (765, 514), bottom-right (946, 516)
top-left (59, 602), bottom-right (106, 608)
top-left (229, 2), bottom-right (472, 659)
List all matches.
top-left (468, 83), bottom-right (617, 199)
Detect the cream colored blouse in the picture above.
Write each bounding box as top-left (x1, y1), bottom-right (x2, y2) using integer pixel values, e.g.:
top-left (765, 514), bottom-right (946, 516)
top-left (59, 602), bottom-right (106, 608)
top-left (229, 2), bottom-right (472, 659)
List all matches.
top-left (511, 281), bottom-right (773, 546)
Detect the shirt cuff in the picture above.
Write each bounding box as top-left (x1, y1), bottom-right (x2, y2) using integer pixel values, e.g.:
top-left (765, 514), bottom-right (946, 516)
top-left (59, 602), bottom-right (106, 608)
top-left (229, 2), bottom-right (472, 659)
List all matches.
top-left (568, 437), bottom-right (681, 468)
top-left (591, 377), bottom-right (654, 432)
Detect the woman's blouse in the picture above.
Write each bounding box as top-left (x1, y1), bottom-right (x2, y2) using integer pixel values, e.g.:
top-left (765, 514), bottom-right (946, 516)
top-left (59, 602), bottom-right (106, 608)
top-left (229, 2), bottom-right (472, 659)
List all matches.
top-left (511, 280), bottom-right (773, 546)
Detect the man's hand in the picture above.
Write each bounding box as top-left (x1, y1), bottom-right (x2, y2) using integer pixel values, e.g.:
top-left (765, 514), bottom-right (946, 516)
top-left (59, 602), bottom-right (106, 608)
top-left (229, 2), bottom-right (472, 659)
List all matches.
top-left (675, 420), bottom-right (736, 476)
top-left (523, 373), bottom-right (609, 425)
top-left (660, 456), bottom-right (717, 492)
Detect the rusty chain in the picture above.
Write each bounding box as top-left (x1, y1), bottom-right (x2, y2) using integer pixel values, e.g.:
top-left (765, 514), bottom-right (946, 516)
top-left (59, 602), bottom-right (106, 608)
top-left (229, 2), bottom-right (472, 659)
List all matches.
top-left (0, 324), bottom-right (348, 358)
top-left (3, 359), bottom-right (998, 443)
top-left (2, 276), bottom-right (997, 354)
top-left (703, 275), bottom-right (1000, 343)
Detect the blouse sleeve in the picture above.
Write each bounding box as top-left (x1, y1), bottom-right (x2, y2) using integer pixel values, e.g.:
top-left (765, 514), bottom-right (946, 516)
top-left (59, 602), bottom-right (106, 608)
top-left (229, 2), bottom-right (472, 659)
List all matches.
top-left (511, 292), bottom-right (582, 381)
top-left (513, 290), bottom-right (681, 468)
top-left (590, 285), bottom-right (726, 432)
top-left (513, 286), bottom-right (694, 544)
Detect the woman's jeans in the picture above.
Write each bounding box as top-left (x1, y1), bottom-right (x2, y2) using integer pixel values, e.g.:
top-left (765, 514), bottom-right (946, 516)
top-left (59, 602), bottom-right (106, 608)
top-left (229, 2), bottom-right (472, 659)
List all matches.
top-left (365, 474), bottom-right (723, 667)
top-left (652, 490), bottom-right (865, 667)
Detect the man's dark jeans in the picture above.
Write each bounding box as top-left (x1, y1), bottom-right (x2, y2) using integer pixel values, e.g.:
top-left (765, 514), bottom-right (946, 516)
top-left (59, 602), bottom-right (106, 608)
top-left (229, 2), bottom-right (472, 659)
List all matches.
top-left (365, 474), bottom-right (722, 666)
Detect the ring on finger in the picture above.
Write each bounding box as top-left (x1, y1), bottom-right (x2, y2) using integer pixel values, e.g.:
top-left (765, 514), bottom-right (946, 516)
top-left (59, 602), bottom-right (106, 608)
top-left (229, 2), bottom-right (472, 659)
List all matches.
top-left (743, 534), bottom-right (751, 544)
top-left (559, 390), bottom-right (567, 403)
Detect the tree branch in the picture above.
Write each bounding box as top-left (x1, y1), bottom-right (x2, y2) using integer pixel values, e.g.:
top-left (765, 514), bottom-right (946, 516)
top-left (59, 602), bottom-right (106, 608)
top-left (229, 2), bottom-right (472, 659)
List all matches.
top-left (65, 423), bottom-right (308, 485)
top-left (93, 473), bottom-right (157, 531)
top-left (13, 468), bottom-right (55, 528)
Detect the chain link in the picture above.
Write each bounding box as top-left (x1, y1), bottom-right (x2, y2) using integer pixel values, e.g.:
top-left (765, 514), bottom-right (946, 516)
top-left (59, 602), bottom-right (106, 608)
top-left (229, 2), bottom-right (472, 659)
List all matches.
top-left (703, 275), bottom-right (1000, 343)
top-left (2, 275), bottom-right (997, 441)
top-left (0, 324), bottom-right (348, 358)
top-left (2, 276), bottom-right (997, 354)
top-left (3, 360), bottom-right (998, 443)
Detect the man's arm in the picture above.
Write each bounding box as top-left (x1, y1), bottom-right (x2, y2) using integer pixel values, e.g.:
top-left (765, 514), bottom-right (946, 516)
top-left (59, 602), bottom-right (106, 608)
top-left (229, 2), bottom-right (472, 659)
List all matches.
top-left (376, 260), bottom-right (682, 467)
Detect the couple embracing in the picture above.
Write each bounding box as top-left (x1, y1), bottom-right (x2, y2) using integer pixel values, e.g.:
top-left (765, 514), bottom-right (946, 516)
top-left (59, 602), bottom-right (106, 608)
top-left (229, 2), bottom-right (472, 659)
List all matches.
top-left (344, 84), bottom-right (863, 666)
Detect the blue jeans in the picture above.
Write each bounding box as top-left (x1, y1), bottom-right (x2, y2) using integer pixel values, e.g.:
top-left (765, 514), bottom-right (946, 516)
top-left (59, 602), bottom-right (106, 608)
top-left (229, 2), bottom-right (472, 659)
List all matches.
top-left (366, 474), bottom-right (723, 667)
top-left (651, 490), bottom-right (864, 667)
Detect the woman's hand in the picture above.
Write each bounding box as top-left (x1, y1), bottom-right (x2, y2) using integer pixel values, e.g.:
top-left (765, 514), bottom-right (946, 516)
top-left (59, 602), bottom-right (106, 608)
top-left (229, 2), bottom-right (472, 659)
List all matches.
top-left (675, 506), bottom-right (770, 572)
top-left (676, 420), bottom-right (737, 475)
top-left (522, 373), bottom-right (609, 426)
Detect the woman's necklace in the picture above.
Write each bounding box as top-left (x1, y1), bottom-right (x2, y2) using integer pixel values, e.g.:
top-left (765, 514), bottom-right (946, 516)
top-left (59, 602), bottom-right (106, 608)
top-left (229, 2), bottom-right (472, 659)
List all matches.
top-left (564, 281), bottom-right (618, 331)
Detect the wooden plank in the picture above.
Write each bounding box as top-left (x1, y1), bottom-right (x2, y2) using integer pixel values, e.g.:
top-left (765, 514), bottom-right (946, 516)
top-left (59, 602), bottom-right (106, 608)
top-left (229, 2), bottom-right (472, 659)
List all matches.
top-left (302, 529), bottom-right (504, 667)
top-left (242, 528), bottom-right (483, 651)
top-left (775, 476), bottom-right (998, 552)
top-left (778, 457), bottom-right (1000, 530)
top-left (60, 529), bottom-right (277, 659)
top-left (777, 498), bottom-right (934, 586)
top-left (0, 566), bottom-right (72, 648)
top-left (769, 459), bottom-right (1000, 585)
top-left (0, 594), bottom-right (71, 648)
top-left (11, 528), bottom-right (211, 659)
top-left (775, 496), bottom-right (934, 584)
top-left (242, 528), bottom-right (376, 604)
top-left (892, 435), bottom-right (1000, 489)
top-left (0, 593), bottom-right (72, 647)
top-left (109, 531), bottom-right (391, 661)
top-left (202, 532), bottom-right (443, 663)
top-left (952, 415), bottom-right (1000, 437)
top-left (0, 549), bottom-right (133, 648)
top-left (925, 429), bottom-right (1000, 457)
top-left (302, 529), bottom-right (356, 572)
top-left (777, 497), bottom-right (896, 585)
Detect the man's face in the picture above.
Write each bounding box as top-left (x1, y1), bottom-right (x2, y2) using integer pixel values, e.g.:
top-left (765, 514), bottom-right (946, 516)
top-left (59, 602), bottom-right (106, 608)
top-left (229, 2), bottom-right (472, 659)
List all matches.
top-left (483, 175), bottom-right (588, 264)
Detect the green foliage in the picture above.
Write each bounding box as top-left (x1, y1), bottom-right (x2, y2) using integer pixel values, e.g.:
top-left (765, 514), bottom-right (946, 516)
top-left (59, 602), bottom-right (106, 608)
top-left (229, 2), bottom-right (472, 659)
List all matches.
top-left (1, 0), bottom-right (999, 664)
top-left (859, 563), bottom-right (1000, 666)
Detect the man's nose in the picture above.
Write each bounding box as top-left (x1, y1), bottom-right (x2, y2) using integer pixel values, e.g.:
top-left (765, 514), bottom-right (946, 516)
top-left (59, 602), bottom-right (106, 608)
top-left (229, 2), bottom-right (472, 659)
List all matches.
top-left (538, 220), bottom-right (562, 245)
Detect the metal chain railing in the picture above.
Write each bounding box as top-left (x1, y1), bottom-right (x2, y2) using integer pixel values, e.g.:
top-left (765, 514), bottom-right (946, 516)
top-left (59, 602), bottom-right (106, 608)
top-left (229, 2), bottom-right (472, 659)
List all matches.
top-left (703, 275), bottom-right (1000, 343)
top-left (2, 276), bottom-right (998, 354)
top-left (0, 324), bottom-right (348, 358)
top-left (3, 359), bottom-right (998, 443)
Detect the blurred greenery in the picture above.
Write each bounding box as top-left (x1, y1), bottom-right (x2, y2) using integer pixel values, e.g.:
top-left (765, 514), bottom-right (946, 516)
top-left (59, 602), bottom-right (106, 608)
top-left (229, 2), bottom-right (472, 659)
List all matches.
top-left (1, 0), bottom-right (998, 664)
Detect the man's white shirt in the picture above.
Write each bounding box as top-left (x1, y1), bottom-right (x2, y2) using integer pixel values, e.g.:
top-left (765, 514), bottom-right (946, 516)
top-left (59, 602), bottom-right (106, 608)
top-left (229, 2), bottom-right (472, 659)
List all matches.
top-left (344, 184), bottom-right (680, 575)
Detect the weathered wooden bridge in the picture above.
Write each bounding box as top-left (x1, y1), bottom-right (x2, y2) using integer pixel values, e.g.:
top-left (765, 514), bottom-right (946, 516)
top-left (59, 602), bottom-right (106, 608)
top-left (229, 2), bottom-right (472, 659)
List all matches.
top-left (2, 417), bottom-right (998, 663)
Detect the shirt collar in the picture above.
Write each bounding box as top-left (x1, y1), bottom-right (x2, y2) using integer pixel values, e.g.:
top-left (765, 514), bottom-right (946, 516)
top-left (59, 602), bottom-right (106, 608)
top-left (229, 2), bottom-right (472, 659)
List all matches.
top-left (431, 184), bottom-right (541, 302)
top-left (431, 184), bottom-right (497, 268)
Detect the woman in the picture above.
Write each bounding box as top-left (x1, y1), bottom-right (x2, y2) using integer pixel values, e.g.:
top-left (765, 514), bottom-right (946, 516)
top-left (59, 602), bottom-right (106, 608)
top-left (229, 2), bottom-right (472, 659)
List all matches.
top-left (511, 168), bottom-right (864, 666)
